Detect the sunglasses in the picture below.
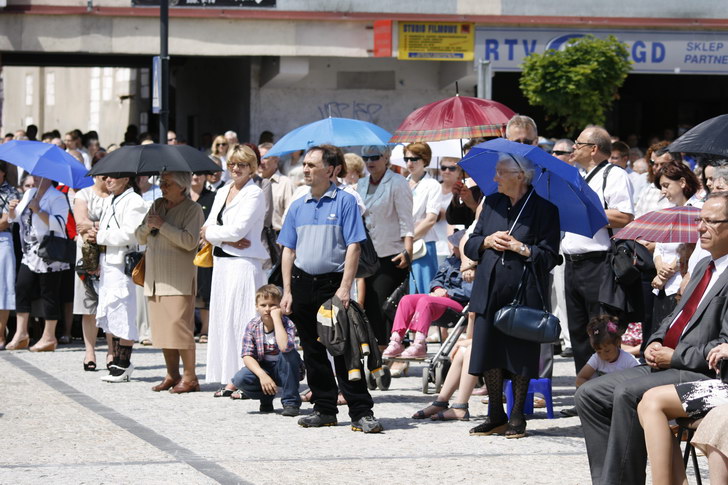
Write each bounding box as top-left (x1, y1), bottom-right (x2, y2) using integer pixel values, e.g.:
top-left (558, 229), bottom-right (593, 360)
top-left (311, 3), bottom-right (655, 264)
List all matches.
top-left (440, 165), bottom-right (459, 172)
top-left (552, 150), bottom-right (573, 156)
top-left (403, 156), bottom-right (422, 162)
top-left (227, 162), bottom-right (250, 170)
top-left (362, 155), bottom-right (382, 162)
top-left (512, 138), bottom-right (535, 145)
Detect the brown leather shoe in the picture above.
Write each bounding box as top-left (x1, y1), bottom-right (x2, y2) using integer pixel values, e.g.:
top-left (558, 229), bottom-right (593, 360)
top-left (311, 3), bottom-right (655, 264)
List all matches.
top-left (152, 376), bottom-right (181, 392)
top-left (29, 340), bottom-right (57, 352)
top-left (6, 337), bottom-right (30, 351)
top-left (170, 380), bottom-right (200, 394)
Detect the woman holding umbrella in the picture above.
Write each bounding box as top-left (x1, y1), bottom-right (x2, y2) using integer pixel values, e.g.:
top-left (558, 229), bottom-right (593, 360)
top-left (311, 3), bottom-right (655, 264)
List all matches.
top-left (6, 175), bottom-right (72, 351)
top-left (649, 162), bottom-right (700, 340)
top-left (464, 154), bottom-right (560, 439)
top-left (136, 172), bottom-right (205, 393)
top-left (95, 176), bottom-right (147, 382)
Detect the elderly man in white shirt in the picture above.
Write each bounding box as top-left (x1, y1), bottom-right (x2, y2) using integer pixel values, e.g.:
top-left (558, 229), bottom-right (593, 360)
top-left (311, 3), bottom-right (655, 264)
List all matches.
top-left (562, 125), bottom-right (635, 375)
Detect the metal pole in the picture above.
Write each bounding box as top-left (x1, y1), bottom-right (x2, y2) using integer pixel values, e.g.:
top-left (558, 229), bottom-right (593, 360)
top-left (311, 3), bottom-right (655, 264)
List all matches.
top-left (477, 59), bottom-right (492, 100)
top-left (159, 0), bottom-right (169, 143)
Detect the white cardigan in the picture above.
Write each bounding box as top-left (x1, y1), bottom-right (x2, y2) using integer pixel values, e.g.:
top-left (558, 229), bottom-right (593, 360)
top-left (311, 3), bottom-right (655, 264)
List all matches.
top-left (357, 169), bottom-right (414, 258)
top-left (97, 188), bottom-right (147, 265)
top-left (203, 178), bottom-right (268, 260)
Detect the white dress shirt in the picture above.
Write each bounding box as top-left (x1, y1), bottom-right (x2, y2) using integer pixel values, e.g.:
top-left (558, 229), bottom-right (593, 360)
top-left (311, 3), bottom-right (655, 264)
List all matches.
top-left (562, 163), bottom-right (635, 255)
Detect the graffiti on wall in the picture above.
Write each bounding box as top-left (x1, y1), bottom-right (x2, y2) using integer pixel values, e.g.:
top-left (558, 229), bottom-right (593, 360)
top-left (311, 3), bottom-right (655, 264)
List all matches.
top-left (317, 101), bottom-right (384, 123)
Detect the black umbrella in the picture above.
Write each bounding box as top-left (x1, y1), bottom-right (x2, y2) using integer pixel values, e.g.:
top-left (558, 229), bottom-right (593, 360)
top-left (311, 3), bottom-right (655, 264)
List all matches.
top-left (87, 144), bottom-right (223, 177)
top-left (669, 114), bottom-right (728, 158)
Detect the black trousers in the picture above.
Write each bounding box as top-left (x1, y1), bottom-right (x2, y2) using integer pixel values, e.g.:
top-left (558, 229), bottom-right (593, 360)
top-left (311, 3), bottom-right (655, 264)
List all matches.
top-left (564, 256), bottom-right (608, 373)
top-left (16, 263), bottom-right (63, 320)
top-left (575, 365), bottom-right (709, 484)
top-left (290, 268), bottom-right (374, 421)
top-left (363, 255), bottom-right (408, 344)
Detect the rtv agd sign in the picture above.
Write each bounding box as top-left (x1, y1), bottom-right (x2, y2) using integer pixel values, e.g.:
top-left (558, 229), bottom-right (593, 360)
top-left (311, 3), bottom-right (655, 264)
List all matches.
top-left (475, 28), bottom-right (728, 74)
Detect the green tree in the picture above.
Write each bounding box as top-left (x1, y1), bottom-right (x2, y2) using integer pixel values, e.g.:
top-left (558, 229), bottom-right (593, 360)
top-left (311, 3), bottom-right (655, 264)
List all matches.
top-left (519, 35), bottom-right (631, 136)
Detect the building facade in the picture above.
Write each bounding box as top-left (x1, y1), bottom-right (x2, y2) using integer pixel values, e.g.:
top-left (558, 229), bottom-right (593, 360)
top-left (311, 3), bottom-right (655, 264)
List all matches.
top-left (1, 0), bottom-right (726, 146)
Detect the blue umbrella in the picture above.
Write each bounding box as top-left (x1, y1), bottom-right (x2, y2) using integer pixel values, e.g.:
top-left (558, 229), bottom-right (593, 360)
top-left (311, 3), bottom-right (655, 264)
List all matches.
top-left (0, 140), bottom-right (93, 189)
top-left (264, 117), bottom-right (392, 158)
top-left (458, 138), bottom-right (607, 238)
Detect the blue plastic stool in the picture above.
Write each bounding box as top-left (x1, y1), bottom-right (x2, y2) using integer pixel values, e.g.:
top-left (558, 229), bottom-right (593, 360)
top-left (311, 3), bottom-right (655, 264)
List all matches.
top-left (503, 378), bottom-right (554, 419)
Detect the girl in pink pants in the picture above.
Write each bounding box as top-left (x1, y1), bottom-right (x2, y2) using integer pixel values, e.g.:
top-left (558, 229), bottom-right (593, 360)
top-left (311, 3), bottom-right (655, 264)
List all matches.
top-left (383, 230), bottom-right (472, 360)
top-left (384, 293), bottom-right (465, 358)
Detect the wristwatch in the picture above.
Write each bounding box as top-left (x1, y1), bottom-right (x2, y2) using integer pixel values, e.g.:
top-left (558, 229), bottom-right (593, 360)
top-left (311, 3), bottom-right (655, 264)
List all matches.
top-left (519, 244), bottom-right (527, 255)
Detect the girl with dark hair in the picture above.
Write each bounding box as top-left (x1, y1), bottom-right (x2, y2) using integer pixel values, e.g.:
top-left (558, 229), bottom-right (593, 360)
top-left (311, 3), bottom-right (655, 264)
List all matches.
top-left (575, 316), bottom-right (639, 388)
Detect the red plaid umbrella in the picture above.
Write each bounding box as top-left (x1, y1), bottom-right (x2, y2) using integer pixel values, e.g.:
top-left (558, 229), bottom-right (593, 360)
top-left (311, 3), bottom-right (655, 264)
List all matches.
top-left (390, 95), bottom-right (515, 143)
top-left (613, 206), bottom-right (700, 243)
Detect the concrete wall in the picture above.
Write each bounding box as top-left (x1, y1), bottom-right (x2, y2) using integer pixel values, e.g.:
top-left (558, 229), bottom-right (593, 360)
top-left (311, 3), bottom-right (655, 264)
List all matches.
top-left (4, 0), bottom-right (726, 18)
top-left (250, 56), bottom-right (468, 142)
top-left (0, 65), bottom-right (141, 145)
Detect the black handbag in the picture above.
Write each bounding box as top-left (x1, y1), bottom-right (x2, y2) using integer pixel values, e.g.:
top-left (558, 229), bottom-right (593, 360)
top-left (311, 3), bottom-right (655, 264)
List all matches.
top-left (382, 277), bottom-right (409, 322)
top-left (263, 226), bottom-right (281, 267)
top-left (37, 215), bottom-right (76, 265)
top-left (124, 251), bottom-right (144, 277)
top-left (356, 226), bottom-right (380, 279)
top-left (493, 265), bottom-right (561, 343)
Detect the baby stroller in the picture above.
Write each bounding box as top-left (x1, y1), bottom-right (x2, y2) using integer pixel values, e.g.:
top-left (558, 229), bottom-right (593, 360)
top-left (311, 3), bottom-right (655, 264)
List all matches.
top-left (421, 303), bottom-right (469, 394)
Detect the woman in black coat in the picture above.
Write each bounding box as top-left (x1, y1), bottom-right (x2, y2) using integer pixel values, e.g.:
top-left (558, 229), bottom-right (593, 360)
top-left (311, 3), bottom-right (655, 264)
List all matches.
top-left (464, 154), bottom-right (560, 439)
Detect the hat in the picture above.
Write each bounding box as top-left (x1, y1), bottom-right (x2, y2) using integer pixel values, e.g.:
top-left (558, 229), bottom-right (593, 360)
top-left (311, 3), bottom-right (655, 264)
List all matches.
top-left (447, 229), bottom-right (466, 248)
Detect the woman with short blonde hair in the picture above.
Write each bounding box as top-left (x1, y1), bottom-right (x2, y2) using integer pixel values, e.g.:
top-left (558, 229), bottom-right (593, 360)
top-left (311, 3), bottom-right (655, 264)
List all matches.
top-left (201, 143), bottom-right (267, 392)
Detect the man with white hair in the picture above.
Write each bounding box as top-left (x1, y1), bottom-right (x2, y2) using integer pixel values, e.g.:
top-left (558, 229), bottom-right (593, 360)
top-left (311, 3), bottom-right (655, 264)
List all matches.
top-left (259, 142), bottom-right (294, 233)
top-left (224, 130), bottom-right (239, 147)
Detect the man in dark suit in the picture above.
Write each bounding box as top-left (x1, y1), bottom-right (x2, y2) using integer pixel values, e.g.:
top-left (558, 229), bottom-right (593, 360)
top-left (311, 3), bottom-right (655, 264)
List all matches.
top-left (575, 192), bottom-right (728, 485)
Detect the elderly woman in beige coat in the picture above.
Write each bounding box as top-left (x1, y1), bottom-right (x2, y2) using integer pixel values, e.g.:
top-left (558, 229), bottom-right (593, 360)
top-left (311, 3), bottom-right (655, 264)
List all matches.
top-left (135, 171), bottom-right (204, 394)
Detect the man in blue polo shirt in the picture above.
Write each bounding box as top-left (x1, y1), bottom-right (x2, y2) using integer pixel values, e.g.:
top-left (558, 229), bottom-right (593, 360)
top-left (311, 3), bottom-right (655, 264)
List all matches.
top-left (278, 144), bottom-right (383, 433)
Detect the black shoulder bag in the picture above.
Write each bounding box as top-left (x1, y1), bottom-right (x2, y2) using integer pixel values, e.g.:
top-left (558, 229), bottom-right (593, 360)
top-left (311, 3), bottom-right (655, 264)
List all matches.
top-left (355, 225), bottom-right (380, 279)
top-left (493, 264), bottom-right (561, 343)
top-left (38, 214), bottom-right (77, 265)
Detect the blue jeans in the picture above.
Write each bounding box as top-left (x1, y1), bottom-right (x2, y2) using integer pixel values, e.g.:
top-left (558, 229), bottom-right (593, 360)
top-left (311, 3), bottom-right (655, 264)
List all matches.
top-left (231, 351), bottom-right (303, 407)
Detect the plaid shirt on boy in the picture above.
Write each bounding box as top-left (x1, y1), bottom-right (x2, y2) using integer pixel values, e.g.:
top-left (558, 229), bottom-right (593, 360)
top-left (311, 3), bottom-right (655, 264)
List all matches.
top-left (241, 315), bottom-right (297, 362)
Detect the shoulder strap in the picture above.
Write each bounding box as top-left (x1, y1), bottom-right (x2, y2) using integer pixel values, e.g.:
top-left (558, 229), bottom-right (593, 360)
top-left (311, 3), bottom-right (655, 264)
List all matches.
top-left (584, 160), bottom-right (609, 184)
top-left (602, 163), bottom-right (616, 238)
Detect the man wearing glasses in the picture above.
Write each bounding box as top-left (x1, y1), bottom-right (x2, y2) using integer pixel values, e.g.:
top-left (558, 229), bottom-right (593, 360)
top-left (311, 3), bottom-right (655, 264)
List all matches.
top-left (505, 115), bottom-right (539, 146)
top-left (552, 139), bottom-right (575, 164)
top-left (561, 126), bottom-right (635, 376)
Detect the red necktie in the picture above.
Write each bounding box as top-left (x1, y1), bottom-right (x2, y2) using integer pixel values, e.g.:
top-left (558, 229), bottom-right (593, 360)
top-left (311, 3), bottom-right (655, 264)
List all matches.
top-left (663, 261), bottom-right (715, 349)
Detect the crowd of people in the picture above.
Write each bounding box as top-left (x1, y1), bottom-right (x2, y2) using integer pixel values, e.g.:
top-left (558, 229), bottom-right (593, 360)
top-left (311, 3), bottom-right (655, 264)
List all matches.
top-left (2, 116), bottom-right (728, 482)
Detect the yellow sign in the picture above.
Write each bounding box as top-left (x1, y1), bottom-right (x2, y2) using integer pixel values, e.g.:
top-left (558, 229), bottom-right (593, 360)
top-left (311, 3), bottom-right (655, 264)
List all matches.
top-left (398, 22), bottom-right (474, 61)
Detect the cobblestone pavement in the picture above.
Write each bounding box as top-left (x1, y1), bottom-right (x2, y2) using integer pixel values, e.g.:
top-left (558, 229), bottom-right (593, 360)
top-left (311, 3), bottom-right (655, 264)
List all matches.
top-left (0, 342), bottom-right (710, 484)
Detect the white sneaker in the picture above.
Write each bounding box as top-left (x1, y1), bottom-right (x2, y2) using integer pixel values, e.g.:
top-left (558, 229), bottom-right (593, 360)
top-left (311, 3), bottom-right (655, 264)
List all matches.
top-left (101, 364), bottom-right (134, 383)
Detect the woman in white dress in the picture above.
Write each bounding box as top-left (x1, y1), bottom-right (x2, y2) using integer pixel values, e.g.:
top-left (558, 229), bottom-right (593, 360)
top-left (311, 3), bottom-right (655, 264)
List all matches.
top-left (96, 176), bottom-right (147, 382)
top-left (201, 144), bottom-right (267, 391)
top-left (73, 173), bottom-right (110, 370)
